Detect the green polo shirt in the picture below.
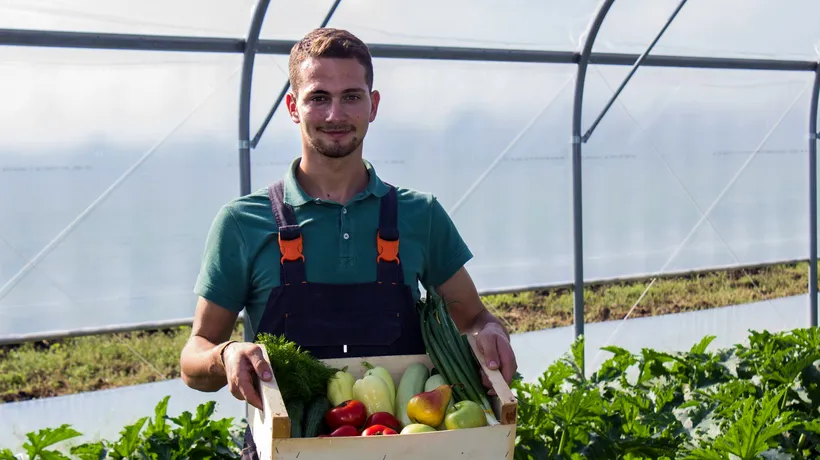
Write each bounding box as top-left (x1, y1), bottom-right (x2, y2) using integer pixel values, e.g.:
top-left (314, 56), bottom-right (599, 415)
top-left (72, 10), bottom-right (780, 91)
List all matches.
top-left (194, 158), bottom-right (473, 334)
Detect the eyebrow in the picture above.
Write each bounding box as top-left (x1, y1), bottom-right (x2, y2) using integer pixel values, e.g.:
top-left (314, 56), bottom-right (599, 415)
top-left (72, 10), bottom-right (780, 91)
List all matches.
top-left (307, 88), bottom-right (366, 96)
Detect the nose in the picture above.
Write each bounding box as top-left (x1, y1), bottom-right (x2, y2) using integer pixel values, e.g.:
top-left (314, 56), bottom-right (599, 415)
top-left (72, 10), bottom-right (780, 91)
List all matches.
top-left (325, 97), bottom-right (345, 122)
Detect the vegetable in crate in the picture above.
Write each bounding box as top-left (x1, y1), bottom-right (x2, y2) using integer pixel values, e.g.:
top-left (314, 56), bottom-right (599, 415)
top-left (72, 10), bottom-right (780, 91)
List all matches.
top-left (255, 333), bottom-right (339, 404)
top-left (286, 400), bottom-right (305, 438)
top-left (327, 368), bottom-right (356, 406)
top-left (365, 412), bottom-right (401, 432)
top-left (325, 400), bottom-right (367, 431)
top-left (303, 396), bottom-right (331, 438)
top-left (327, 425), bottom-right (360, 437)
top-left (417, 292), bottom-right (499, 426)
top-left (353, 374), bottom-right (395, 416)
top-left (362, 362), bottom-right (396, 407)
top-left (361, 425), bottom-right (398, 436)
top-left (395, 362), bottom-right (430, 427)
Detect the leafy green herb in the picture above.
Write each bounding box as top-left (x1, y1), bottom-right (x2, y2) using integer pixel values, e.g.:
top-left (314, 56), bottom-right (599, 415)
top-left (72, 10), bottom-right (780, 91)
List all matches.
top-left (254, 333), bottom-right (339, 405)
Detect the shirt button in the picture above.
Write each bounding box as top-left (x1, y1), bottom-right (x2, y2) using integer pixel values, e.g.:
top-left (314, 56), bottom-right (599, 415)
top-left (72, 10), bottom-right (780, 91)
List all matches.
top-left (342, 208), bottom-right (347, 214)
top-left (343, 233), bottom-right (350, 240)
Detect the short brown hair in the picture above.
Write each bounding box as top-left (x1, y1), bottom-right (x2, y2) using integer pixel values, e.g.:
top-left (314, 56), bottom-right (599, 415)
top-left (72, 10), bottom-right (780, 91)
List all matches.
top-left (288, 28), bottom-right (374, 94)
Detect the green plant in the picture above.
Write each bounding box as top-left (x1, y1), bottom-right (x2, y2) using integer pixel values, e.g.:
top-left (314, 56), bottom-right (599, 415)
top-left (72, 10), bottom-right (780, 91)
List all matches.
top-left (5, 326), bottom-right (820, 459)
top-left (0, 396), bottom-right (244, 459)
top-left (254, 333), bottom-right (339, 405)
top-left (511, 327), bottom-right (820, 459)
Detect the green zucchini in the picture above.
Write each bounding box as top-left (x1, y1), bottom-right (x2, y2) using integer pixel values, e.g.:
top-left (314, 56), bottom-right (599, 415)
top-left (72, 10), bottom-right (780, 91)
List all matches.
top-left (424, 373), bottom-right (448, 392)
top-left (286, 400), bottom-right (305, 438)
top-left (303, 396), bottom-right (331, 438)
top-left (395, 363), bottom-right (430, 427)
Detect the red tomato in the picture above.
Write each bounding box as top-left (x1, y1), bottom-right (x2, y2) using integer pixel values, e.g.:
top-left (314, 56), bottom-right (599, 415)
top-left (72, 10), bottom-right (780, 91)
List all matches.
top-left (329, 425), bottom-right (360, 437)
top-left (325, 400), bottom-right (367, 430)
top-left (364, 412), bottom-right (401, 431)
top-left (361, 424), bottom-right (398, 436)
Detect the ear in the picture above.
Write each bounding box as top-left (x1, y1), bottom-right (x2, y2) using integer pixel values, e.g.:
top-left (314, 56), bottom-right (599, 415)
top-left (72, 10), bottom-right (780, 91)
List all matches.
top-left (286, 91), bottom-right (300, 124)
top-left (369, 89), bottom-right (380, 123)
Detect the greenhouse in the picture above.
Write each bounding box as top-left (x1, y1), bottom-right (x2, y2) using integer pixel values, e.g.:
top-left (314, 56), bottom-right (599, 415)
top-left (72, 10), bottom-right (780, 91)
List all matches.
top-left (1, 0), bottom-right (819, 458)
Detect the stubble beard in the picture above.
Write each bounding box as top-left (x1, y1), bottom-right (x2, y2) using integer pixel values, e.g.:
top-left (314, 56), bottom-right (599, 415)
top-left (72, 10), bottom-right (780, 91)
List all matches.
top-left (308, 129), bottom-right (363, 159)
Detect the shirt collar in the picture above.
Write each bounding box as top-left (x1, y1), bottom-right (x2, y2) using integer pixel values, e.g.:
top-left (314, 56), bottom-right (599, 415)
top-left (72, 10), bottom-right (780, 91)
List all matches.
top-left (283, 157), bottom-right (390, 207)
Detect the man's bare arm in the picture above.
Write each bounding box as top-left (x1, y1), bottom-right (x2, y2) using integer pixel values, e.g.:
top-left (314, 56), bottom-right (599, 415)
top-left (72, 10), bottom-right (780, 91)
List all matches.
top-left (179, 297), bottom-right (238, 392)
top-left (436, 267), bottom-right (509, 338)
top-left (179, 297), bottom-right (272, 409)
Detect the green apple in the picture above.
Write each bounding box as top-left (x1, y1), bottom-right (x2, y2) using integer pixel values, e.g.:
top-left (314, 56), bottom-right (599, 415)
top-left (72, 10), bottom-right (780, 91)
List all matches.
top-left (443, 400), bottom-right (488, 430)
top-left (400, 423), bottom-right (437, 434)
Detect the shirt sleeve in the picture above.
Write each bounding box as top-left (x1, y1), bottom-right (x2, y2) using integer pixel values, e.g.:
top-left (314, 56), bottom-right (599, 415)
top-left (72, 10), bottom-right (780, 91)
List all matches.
top-left (193, 204), bottom-right (250, 312)
top-left (423, 196), bottom-right (473, 289)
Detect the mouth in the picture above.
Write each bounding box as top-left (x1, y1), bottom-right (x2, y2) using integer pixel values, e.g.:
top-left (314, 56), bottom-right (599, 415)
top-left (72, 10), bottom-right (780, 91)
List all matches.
top-left (319, 126), bottom-right (354, 138)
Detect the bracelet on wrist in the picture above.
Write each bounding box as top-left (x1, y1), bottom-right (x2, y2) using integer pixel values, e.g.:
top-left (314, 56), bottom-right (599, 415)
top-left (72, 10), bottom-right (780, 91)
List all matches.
top-left (217, 340), bottom-right (237, 368)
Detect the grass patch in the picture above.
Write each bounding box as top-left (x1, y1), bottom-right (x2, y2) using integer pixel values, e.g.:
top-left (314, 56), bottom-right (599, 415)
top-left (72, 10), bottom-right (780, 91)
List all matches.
top-left (486, 261), bottom-right (808, 332)
top-left (0, 325), bottom-right (243, 403)
top-left (0, 261), bottom-right (815, 404)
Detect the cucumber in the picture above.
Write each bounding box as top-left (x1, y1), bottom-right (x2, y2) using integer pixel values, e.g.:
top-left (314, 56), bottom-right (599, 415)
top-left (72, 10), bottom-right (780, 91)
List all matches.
top-left (395, 363), bottom-right (430, 427)
top-left (286, 400), bottom-right (305, 438)
top-left (303, 396), bottom-right (330, 438)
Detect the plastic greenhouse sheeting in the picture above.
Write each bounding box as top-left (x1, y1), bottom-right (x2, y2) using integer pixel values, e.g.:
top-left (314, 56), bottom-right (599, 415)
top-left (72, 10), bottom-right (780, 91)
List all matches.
top-left (259, 0), bottom-right (600, 50)
top-left (593, 0), bottom-right (820, 60)
top-left (0, 0), bottom-right (819, 339)
top-left (0, 0), bottom-right (258, 38)
top-left (0, 47), bottom-right (244, 337)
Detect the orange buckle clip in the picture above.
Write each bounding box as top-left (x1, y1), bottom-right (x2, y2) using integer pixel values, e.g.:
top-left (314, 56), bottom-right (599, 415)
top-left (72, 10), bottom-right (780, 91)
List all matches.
top-left (377, 232), bottom-right (400, 264)
top-left (279, 234), bottom-right (305, 264)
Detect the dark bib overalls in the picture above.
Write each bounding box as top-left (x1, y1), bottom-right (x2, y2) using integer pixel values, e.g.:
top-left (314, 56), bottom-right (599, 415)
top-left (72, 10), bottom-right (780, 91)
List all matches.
top-left (240, 180), bottom-right (426, 459)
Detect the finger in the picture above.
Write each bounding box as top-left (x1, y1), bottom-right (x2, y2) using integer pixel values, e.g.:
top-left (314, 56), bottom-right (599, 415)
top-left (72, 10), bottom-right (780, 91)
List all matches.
top-left (238, 362), bottom-right (265, 410)
top-left (248, 346), bottom-right (273, 381)
top-left (228, 374), bottom-right (245, 403)
top-left (479, 334), bottom-right (501, 371)
top-left (498, 343), bottom-right (518, 385)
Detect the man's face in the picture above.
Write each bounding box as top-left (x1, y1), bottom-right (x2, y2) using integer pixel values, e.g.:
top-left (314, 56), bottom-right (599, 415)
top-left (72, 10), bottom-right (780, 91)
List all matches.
top-left (286, 57), bottom-right (379, 159)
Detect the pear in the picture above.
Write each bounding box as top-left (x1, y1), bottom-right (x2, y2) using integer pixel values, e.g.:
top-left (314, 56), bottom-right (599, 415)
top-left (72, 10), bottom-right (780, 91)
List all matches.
top-left (405, 384), bottom-right (453, 428)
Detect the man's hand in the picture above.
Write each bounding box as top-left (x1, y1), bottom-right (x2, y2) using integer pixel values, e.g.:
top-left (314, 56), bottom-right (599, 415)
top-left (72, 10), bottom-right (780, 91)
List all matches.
top-left (474, 323), bottom-right (517, 394)
top-left (180, 297), bottom-right (275, 410)
top-left (220, 341), bottom-right (273, 411)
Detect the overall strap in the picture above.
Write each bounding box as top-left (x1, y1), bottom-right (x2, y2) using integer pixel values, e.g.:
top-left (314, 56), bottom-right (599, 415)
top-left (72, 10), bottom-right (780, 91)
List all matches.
top-left (377, 185), bottom-right (404, 285)
top-left (268, 180), bottom-right (307, 285)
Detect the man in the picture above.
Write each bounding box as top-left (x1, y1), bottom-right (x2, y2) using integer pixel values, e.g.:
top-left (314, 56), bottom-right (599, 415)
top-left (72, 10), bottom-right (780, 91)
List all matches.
top-left (179, 27), bottom-right (517, 455)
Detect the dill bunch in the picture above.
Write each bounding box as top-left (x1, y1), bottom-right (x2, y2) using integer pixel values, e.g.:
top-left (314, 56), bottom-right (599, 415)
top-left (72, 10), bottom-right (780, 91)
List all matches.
top-left (255, 333), bottom-right (339, 404)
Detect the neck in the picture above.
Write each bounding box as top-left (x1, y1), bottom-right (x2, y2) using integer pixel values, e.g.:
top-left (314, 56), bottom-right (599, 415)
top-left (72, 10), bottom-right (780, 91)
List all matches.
top-left (296, 152), bottom-right (369, 204)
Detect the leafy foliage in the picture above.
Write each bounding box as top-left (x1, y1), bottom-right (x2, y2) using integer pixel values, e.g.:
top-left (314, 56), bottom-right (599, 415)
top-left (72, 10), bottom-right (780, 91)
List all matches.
top-left (4, 327), bottom-right (820, 459)
top-left (0, 396), bottom-right (244, 459)
top-left (255, 333), bottom-right (339, 404)
top-left (511, 327), bottom-right (820, 459)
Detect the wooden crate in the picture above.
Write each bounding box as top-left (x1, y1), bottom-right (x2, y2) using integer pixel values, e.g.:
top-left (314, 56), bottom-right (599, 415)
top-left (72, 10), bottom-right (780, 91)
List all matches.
top-left (248, 335), bottom-right (518, 460)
